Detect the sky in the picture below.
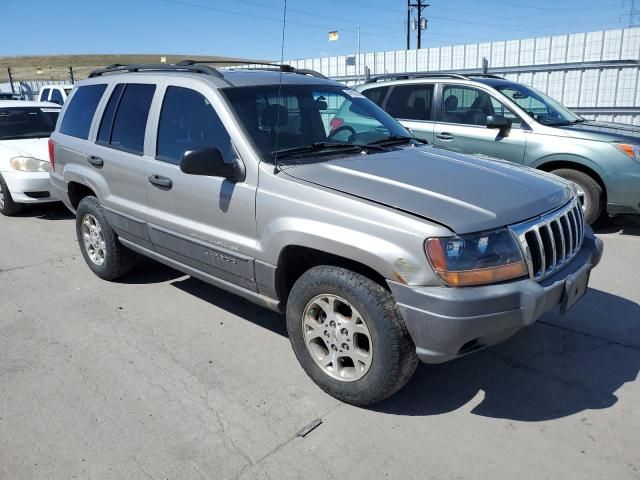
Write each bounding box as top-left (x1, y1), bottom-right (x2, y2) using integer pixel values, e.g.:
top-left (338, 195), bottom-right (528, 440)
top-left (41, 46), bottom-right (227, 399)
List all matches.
top-left (2, 0), bottom-right (637, 61)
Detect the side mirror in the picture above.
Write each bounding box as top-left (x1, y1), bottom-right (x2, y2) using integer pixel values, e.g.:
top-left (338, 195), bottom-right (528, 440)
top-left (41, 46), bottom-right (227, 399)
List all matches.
top-left (486, 115), bottom-right (512, 135)
top-left (180, 147), bottom-right (245, 182)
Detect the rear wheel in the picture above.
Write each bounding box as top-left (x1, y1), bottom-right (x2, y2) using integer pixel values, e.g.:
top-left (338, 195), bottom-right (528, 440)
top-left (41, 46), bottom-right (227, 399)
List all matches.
top-left (286, 266), bottom-right (418, 406)
top-left (0, 173), bottom-right (23, 216)
top-left (76, 196), bottom-right (137, 280)
top-left (551, 168), bottom-right (604, 225)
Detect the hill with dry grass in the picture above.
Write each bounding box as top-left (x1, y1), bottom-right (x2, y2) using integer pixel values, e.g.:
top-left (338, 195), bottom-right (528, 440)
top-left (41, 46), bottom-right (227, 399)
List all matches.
top-left (0, 54), bottom-right (262, 81)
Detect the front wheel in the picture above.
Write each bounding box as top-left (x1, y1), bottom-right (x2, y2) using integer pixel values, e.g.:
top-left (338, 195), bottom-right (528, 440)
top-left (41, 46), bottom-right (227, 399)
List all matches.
top-left (286, 266), bottom-right (418, 406)
top-left (551, 168), bottom-right (604, 225)
top-left (0, 173), bottom-right (23, 216)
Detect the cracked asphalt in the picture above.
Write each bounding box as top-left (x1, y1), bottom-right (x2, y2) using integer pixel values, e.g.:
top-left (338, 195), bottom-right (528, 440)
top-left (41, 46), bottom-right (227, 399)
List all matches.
top-left (1, 203), bottom-right (639, 480)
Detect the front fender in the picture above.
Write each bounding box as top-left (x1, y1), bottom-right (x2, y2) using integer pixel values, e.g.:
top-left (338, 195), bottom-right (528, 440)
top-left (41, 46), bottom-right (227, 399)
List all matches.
top-left (259, 215), bottom-right (443, 286)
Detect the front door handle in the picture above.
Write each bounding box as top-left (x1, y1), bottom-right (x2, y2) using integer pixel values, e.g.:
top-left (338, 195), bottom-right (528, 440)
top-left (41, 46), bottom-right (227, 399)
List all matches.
top-left (87, 155), bottom-right (104, 167)
top-left (436, 132), bottom-right (454, 141)
top-left (148, 174), bottom-right (173, 190)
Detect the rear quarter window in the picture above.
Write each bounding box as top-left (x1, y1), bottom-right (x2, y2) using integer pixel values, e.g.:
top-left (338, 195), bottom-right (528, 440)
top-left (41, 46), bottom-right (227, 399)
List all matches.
top-left (59, 84), bottom-right (107, 139)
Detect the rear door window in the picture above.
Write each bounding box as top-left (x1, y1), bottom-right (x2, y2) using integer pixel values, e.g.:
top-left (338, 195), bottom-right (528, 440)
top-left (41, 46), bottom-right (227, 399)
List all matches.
top-left (40, 88), bottom-right (50, 101)
top-left (156, 86), bottom-right (232, 165)
top-left (385, 84), bottom-right (434, 121)
top-left (361, 86), bottom-right (389, 107)
top-left (59, 84), bottom-right (107, 139)
top-left (97, 83), bottom-right (155, 155)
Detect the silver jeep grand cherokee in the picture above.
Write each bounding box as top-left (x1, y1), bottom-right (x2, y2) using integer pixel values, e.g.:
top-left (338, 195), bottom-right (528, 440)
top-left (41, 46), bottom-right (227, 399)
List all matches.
top-left (49, 61), bottom-right (603, 406)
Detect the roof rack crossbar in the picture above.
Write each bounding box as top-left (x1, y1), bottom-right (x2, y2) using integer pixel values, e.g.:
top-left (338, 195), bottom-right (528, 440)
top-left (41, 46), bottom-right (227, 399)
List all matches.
top-left (88, 62), bottom-right (225, 78)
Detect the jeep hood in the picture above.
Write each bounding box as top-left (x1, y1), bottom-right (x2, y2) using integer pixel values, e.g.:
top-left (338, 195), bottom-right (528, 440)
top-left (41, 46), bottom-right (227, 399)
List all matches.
top-left (282, 146), bottom-right (574, 234)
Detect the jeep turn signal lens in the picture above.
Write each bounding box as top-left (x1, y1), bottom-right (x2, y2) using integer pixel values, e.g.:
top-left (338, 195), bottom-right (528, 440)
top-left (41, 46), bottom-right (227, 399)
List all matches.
top-left (425, 230), bottom-right (528, 287)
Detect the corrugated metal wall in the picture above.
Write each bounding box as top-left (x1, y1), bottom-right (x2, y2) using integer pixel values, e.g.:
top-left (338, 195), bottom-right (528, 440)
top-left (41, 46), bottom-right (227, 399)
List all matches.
top-left (283, 27), bottom-right (640, 125)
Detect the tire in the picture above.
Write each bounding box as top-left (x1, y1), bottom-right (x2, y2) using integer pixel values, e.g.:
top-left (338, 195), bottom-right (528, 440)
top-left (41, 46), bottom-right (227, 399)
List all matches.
top-left (0, 173), bottom-right (23, 216)
top-left (76, 196), bottom-right (137, 280)
top-left (551, 168), bottom-right (604, 225)
top-left (286, 266), bottom-right (418, 406)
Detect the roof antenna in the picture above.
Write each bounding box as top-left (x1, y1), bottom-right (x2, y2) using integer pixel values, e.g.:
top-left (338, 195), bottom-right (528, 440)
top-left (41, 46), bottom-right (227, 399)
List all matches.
top-left (273, 0), bottom-right (287, 173)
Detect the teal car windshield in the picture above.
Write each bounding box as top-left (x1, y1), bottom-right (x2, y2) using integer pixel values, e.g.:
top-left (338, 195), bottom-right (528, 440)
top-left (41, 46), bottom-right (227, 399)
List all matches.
top-left (222, 84), bottom-right (410, 162)
top-left (495, 83), bottom-right (583, 126)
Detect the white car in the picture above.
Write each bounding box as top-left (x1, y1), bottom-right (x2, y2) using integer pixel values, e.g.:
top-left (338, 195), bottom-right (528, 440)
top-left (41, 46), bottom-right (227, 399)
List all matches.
top-left (38, 84), bottom-right (73, 105)
top-left (0, 101), bottom-right (61, 215)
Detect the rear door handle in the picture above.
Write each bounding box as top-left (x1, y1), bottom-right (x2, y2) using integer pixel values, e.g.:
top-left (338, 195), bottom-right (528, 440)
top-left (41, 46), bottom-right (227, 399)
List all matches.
top-left (148, 174), bottom-right (173, 190)
top-left (87, 155), bottom-right (104, 167)
top-left (436, 132), bottom-right (454, 141)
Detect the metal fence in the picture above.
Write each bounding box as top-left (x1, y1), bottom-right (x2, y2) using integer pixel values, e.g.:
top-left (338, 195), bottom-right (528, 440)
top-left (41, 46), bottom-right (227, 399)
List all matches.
top-left (281, 27), bottom-right (640, 125)
top-left (0, 79), bottom-right (71, 101)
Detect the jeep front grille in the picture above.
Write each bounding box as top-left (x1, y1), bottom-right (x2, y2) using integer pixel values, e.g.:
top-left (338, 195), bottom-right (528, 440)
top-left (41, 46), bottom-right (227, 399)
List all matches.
top-left (510, 197), bottom-right (584, 281)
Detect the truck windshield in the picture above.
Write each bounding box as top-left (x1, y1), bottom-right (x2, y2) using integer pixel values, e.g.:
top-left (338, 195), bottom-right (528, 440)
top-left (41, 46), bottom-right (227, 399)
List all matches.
top-left (222, 84), bottom-right (411, 162)
top-left (495, 83), bottom-right (583, 126)
top-left (0, 107), bottom-right (60, 140)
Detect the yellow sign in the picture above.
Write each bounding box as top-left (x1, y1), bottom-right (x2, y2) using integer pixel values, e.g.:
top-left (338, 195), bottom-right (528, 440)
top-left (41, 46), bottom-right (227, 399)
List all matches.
top-left (328, 31), bottom-right (339, 41)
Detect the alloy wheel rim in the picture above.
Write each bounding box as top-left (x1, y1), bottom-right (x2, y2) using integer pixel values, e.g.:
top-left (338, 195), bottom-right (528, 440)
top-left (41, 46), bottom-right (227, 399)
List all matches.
top-left (571, 181), bottom-right (588, 214)
top-left (0, 183), bottom-right (5, 209)
top-left (302, 294), bottom-right (373, 382)
top-left (81, 214), bottom-right (106, 266)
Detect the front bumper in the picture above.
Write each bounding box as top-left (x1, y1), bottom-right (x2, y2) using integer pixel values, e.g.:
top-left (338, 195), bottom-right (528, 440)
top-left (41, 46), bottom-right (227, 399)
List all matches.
top-left (388, 232), bottom-right (604, 364)
top-left (604, 164), bottom-right (640, 215)
top-left (1, 170), bottom-right (55, 204)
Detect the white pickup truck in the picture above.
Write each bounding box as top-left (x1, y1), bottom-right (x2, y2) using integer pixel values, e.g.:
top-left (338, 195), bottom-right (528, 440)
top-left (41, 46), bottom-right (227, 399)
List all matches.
top-left (38, 84), bottom-right (73, 105)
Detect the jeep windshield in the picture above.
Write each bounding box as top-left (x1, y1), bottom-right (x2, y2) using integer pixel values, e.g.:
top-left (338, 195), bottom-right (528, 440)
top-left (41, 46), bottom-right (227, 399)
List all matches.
top-left (222, 84), bottom-right (412, 162)
top-left (494, 83), bottom-right (583, 126)
top-left (0, 107), bottom-right (60, 140)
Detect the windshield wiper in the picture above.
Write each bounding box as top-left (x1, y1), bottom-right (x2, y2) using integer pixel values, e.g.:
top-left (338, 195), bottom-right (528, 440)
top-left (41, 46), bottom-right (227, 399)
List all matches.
top-left (272, 142), bottom-right (383, 160)
top-left (368, 135), bottom-right (427, 146)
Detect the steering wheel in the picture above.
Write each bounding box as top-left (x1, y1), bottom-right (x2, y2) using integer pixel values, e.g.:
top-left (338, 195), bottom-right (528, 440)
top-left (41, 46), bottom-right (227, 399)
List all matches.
top-left (328, 125), bottom-right (356, 141)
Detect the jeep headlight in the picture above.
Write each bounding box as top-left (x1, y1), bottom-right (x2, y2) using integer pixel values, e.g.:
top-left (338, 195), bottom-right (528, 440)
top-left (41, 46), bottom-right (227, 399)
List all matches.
top-left (425, 229), bottom-right (528, 287)
top-left (613, 143), bottom-right (640, 162)
top-left (10, 156), bottom-right (50, 172)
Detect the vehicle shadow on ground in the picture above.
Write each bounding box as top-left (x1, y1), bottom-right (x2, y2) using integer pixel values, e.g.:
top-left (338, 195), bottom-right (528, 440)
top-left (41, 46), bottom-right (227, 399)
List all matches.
top-left (121, 262), bottom-right (639, 421)
top-left (119, 257), bottom-right (187, 285)
top-left (594, 215), bottom-right (640, 236)
top-left (15, 202), bottom-right (74, 220)
top-left (374, 287), bottom-right (640, 421)
top-left (170, 276), bottom-right (288, 337)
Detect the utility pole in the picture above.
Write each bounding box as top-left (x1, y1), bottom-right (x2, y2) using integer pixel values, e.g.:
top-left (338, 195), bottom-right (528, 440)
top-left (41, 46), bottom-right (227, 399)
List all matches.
top-left (407, 0), bottom-right (429, 49)
top-left (68, 66), bottom-right (75, 84)
top-left (406, 0), bottom-right (411, 50)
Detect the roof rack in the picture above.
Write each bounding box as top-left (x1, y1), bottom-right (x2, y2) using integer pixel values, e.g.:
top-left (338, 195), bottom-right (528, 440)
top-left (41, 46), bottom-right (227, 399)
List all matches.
top-left (467, 73), bottom-right (504, 79)
top-left (88, 59), bottom-right (328, 81)
top-left (188, 60), bottom-right (327, 79)
top-left (88, 62), bottom-right (225, 78)
top-left (364, 72), bottom-right (504, 83)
